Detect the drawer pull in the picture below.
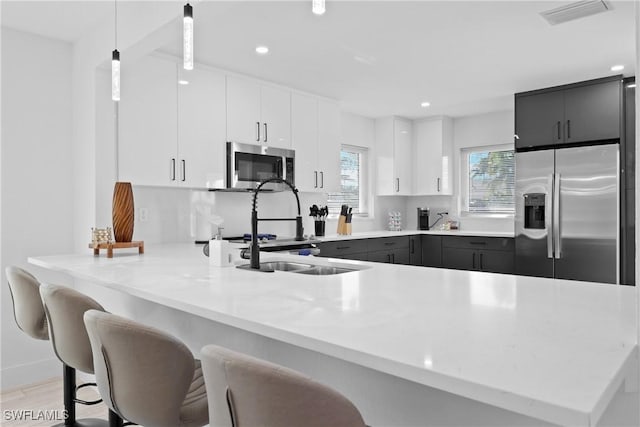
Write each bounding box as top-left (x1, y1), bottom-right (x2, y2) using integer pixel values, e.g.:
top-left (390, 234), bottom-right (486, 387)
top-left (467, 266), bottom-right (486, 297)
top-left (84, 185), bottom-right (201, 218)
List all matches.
top-left (336, 246), bottom-right (351, 250)
top-left (469, 241), bottom-right (487, 245)
top-left (384, 242), bottom-right (396, 246)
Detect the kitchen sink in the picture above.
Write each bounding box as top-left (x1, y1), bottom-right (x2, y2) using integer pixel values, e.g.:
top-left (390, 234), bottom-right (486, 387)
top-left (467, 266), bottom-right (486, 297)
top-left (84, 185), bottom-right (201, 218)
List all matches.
top-left (237, 261), bottom-right (362, 275)
top-left (259, 261), bottom-right (313, 271)
top-left (293, 266), bottom-right (358, 275)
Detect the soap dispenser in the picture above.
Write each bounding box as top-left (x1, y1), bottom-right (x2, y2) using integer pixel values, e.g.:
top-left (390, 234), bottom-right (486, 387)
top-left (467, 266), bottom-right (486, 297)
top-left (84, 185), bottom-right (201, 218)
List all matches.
top-left (209, 227), bottom-right (232, 267)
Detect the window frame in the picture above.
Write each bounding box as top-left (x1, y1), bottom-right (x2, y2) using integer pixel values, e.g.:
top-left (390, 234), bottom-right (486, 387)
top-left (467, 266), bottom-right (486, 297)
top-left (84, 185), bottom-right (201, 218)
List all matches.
top-left (327, 144), bottom-right (370, 217)
top-left (460, 144), bottom-right (515, 218)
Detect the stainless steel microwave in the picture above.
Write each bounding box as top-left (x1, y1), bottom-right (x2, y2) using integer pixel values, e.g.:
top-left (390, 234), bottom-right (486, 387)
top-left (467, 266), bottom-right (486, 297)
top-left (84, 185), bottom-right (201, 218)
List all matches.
top-left (226, 142), bottom-right (295, 191)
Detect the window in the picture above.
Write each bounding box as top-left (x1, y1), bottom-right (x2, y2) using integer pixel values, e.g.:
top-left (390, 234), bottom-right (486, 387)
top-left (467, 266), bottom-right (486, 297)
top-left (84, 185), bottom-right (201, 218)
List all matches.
top-left (461, 145), bottom-right (515, 214)
top-left (327, 145), bottom-right (369, 215)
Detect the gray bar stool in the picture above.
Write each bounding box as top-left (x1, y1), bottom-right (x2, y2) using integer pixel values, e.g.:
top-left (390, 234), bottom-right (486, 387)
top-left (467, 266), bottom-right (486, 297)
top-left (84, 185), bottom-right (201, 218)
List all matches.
top-left (40, 283), bottom-right (122, 427)
top-left (5, 266), bottom-right (49, 341)
top-left (83, 310), bottom-right (209, 427)
top-left (200, 344), bottom-right (367, 427)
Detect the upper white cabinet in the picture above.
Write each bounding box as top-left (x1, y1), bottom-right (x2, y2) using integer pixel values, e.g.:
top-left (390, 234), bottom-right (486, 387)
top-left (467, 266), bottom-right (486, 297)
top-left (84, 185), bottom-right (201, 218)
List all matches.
top-left (291, 94), bottom-right (340, 192)
top-left (177, 66), bottom-right (227, 189)
top-left (119, 55), bottom-right (226, 188)
top-left (119, 56), bottom-right (178, 186)
top-left (375, 117), bottom-right (413, 195)
top-left (413, 117), bottom-right (453, 195)
top-left (226, 76), bottom-right (291, 149)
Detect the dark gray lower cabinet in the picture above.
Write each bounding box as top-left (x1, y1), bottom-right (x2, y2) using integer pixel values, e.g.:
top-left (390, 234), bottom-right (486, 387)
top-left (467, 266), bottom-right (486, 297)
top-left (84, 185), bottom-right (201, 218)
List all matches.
top-left (442, 237), bottom-right (514, 274)
top-left (318, 235), bottom-right (514, 273)
top-left (409, 235), bottom-right (422, 266)
top-left (421, 236), bottom-right (442, 268)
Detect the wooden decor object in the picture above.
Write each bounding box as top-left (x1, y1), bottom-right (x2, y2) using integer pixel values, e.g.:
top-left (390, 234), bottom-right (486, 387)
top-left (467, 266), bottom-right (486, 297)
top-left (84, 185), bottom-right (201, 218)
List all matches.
top-left (89, 241), bottom-right (144, 258)
top-left (112, 182), bottom-right (134, 242)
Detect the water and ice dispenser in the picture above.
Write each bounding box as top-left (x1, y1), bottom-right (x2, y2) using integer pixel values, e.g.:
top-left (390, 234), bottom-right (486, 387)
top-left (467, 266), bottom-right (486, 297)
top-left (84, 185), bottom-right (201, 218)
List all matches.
top-left (523, 193), bottom-right (545, 229)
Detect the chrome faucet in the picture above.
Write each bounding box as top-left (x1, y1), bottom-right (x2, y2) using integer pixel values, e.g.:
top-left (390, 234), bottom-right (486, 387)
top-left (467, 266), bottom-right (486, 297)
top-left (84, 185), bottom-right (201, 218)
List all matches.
top-left (248, 178), bottom-right (304, 271)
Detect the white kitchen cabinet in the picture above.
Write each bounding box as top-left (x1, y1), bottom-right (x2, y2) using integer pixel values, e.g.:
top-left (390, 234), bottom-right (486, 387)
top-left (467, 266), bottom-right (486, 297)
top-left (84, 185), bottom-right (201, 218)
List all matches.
top-left (119, 55), bottom-right (226, 188)
top-left (413, 117), bottom-right (453, 195)
top-left (177, 66), bottom-right (227, 189)
top-left (119, 55), bottom-right (177, 186)
top-left (291, 94), bottom-right (340, 192)
top-left (375, 117), bottom-right (413, 195)
top-left (226, 76), bottom-right (291, 149)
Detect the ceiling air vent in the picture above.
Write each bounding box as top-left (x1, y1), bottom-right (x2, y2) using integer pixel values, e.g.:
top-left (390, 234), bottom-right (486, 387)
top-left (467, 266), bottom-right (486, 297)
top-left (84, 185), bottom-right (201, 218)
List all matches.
top-left (540, 0), bottom-right (612, 25)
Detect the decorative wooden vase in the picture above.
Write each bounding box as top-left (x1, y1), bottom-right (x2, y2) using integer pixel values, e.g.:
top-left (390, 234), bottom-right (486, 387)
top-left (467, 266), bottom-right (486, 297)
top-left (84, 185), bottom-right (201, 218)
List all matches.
top-left (112, 182), bottom-right (134, 243)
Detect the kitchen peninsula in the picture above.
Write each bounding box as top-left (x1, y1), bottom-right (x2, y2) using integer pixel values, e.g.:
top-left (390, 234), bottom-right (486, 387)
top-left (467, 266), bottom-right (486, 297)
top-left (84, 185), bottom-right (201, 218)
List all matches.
top-left (29, 244), bottom-right (637, 426)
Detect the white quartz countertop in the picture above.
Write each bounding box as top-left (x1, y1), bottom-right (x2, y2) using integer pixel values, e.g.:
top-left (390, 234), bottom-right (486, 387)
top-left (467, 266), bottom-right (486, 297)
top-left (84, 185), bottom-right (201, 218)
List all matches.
top-left (29, 244), bottom-right (636, 426)
top-left (315, 229), bottom-right (514, 241)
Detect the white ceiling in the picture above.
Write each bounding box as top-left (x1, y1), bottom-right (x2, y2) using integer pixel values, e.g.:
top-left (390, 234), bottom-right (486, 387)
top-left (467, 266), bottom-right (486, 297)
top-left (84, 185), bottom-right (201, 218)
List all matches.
top-left (2, 1), bottom-right (636, 119)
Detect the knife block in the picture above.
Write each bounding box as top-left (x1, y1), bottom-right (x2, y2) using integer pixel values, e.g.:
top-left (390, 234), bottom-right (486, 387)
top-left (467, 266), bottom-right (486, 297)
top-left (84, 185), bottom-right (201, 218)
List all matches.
top-left (337, 214), bottom-right (347, 235)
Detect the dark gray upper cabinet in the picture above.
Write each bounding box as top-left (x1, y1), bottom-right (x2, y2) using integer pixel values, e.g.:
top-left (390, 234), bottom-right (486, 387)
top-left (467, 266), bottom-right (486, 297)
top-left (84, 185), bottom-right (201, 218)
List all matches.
top-left (563, 80), bottom-right (621, 144)
top-left (515, 90), bottom-right (564, 149)
top-left (515, 76), bottom-right (622, 150)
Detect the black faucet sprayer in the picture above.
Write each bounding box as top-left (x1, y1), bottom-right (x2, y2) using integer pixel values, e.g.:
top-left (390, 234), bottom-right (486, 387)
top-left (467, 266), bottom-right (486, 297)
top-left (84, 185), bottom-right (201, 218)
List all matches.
top-left (250, 178), bottom-right (304, 270)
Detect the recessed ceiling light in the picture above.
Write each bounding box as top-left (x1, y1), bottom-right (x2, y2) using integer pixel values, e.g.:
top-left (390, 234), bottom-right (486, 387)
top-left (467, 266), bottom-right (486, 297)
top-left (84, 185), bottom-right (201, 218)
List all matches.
top-left (610, 64), bottom-right (624, 72)
top-left (255, 46), bottom-right (269, 55)
top-left (178, 79), bottom-right (189, 85)
top-left (420, 101), bottom-right (431, 108)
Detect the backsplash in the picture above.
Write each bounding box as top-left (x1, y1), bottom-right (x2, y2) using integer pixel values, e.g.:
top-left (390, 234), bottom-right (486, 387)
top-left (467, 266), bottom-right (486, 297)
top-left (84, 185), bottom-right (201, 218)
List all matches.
top-left (131, 187), bottom-right (403, 244)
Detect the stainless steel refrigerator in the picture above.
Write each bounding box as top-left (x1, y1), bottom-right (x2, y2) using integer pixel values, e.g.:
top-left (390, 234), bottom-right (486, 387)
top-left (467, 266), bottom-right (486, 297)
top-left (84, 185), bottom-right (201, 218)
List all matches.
top-left (515, 144), bottom-right (618, 284)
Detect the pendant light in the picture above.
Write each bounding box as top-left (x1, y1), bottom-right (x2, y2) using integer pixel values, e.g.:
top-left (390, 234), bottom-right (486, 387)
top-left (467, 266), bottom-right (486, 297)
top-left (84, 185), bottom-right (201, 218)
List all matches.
top-left (112, 0), bottom-right (120, 101)
top-left (183, 3), bottom-right (194, 70)
top-left (312, 0), bottom-right (325, 15)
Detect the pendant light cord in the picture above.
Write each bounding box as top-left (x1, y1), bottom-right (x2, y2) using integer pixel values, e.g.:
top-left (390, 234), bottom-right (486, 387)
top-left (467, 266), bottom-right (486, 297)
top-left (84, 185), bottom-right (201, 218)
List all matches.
top-left (114, 0), bottom-right (118, 48)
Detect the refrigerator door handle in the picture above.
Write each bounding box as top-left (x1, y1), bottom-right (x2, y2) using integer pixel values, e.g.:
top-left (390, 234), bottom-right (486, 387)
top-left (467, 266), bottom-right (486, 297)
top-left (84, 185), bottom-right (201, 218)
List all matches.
top-left (554, 173), bottom-right (562, 259)
top-left (547, 174), bottom-right (554, 259)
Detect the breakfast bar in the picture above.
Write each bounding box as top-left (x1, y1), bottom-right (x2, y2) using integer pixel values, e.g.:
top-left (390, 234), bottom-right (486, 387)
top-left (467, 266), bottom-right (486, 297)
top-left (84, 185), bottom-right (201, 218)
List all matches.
top-left (29, 244), bottom-right (637, 426)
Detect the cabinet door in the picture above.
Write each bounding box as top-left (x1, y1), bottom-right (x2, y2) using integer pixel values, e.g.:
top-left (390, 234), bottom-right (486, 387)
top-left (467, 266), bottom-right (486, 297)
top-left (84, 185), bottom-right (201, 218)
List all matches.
top-left (413, 118), bottom-right (453, 195)
top-left (515, 90), bottom-right (564, 150)
top-left (422, 236), bottom-right (442, 267)
top-left (442, 247), bottom-right (477, 271)
top-left (260, 85), bottom-right (291, 148)
top-left (291, 93), bottom-right (319, 192)
top-left (394, 118), bottom-right (412, 195)
top-left (226, 76), bottom-right (260, 144)
top-left (391, 247), bottom-right (411, 265)
top-left (317, 100), bottom-right (341, 192)
top-left (479, 250), bottom-right (514, 274)
top-left (119, 56), bottom-right (177, 186)
top-left (564, 80), bottom-right (621, 144)
top-left (367, 250), bottom-right (393, 263)
top-left (409, 235), bottom-right (422, 266)
top-left (177, 67), bottom-right (226, 188)
top-left (375, 117), bottom-right (395, 195)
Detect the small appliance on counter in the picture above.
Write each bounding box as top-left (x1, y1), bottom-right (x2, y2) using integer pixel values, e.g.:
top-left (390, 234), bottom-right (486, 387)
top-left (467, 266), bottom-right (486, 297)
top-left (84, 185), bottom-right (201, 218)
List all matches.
top-left (417, 207), bottom-right (430, 230)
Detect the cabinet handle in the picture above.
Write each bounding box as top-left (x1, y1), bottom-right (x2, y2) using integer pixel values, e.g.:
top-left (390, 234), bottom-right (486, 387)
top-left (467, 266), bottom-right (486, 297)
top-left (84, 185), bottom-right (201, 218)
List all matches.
top-left (556, 121), bottom-right (561, 140)
top-left (181, 160), bottom-right (186, 182)
top-left (566, 120), bottom-right (571, 139)
top-left (384, 242), bottom-right (396, 246)
top-left (392, 253), bottom-right (395, 264)
top-left (396, 178), bottom-right (400, 192)
top-left (469, 241), bottom-right (487, 245)
top-left (264, 123), bottom-right (268, 142)
top-left (314, 171), bottom-right (318, 188)
top-left (410, 239), bottom-right (415, 254)
top-left (336, 246), bottom-right (350, 250)
top-left (320, 171), bottom-right (324, 188)
top-left (437, 177), bottom-right (441, 192)
top-left (387, 254), bottom-right (391, 263)
top-left (170, 158), bottom-right (176, 181)
top-left (256, 122), bottom-right (260, 142)
top-left (472, 252), bottom-right (476, 269)
top-left (480, 253), bottom-right (484, 270)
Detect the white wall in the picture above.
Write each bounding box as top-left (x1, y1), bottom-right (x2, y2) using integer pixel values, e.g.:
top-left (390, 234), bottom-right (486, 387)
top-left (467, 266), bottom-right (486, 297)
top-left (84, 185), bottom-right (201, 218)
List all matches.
top-left (405, 110), bottom-right (515, 233)
top-left (1, 28), bottom-right (74, 389)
